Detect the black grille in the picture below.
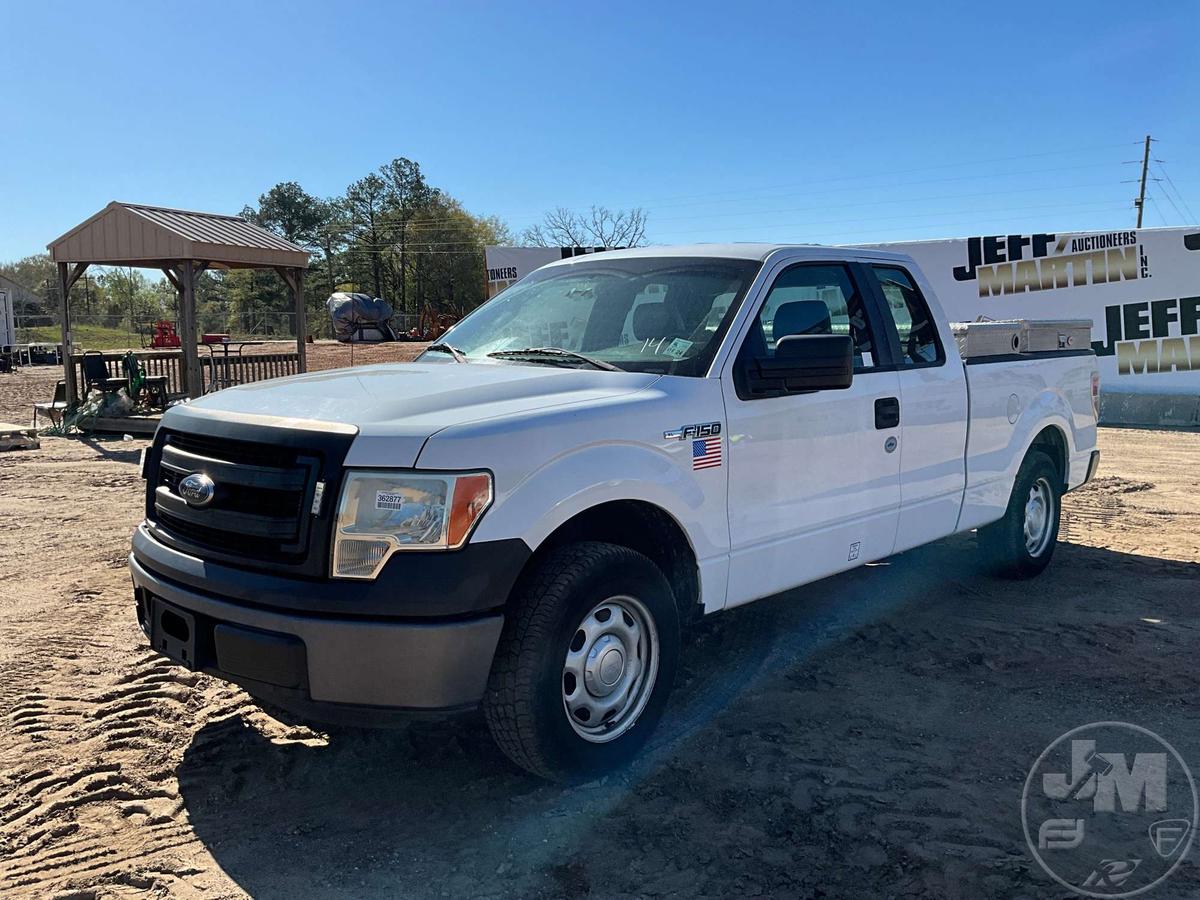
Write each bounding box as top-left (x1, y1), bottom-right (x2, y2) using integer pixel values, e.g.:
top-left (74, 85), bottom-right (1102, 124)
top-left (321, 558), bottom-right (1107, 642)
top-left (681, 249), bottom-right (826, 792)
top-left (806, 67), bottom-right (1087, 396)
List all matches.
top-left (154, 510), bottom-right (288, 560)
top-left (163, 430), bottom-right (300, 469)
top-left (146, 425), bottom-right (350, 575)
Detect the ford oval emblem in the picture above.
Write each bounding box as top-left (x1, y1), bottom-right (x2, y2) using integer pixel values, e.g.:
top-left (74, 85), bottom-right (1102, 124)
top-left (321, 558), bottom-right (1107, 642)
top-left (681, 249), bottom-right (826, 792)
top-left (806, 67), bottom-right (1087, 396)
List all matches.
top-left (178, 472), bottom-right (216, 508)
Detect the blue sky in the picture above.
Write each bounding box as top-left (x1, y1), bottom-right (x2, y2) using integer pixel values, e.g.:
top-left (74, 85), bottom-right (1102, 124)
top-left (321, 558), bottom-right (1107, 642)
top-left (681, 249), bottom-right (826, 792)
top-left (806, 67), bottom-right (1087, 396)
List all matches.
top-left (1, 0), bottom-right (1197, 263)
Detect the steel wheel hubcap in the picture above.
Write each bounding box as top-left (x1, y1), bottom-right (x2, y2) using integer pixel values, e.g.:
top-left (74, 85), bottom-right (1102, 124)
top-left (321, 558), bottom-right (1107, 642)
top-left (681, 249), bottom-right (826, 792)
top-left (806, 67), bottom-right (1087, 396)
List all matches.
top-left (1024, 477), bottom-right (1054, 556)
top-left (562, 595), bottom-right (659, 743)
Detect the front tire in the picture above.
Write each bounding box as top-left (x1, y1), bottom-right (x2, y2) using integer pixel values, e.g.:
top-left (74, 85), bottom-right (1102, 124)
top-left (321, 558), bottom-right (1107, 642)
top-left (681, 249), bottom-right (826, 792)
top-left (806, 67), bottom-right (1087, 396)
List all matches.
top-left (978, 449), bottom-right (1062, 578)
top-left (483, 541), bottom-right (680, 781)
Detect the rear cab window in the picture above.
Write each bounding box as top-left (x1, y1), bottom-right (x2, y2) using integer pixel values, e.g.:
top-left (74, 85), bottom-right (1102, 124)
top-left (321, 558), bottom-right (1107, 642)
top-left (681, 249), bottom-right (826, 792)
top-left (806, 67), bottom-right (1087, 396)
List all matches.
top-left (869, 265), bottom-right (944, 367)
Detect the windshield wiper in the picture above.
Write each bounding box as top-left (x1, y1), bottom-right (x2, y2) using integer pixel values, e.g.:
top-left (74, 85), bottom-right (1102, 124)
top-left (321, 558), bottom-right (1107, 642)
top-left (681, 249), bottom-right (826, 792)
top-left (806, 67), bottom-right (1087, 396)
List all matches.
top-left (425, 342), bottom-right (468, 363)
top-left (486, 347), bottom-right (621, 371)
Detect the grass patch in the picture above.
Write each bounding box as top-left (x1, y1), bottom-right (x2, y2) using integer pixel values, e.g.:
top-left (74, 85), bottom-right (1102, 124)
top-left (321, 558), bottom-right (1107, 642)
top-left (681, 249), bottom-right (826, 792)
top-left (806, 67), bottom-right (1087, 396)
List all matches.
top-left (19, 324), bottom-right (144, 351)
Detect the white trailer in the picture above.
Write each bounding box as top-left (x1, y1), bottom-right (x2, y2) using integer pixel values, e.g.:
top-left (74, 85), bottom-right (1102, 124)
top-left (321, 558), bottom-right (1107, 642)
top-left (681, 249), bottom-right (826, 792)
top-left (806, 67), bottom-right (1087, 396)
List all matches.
top-left (858, 227), bottom-right (1200, 425)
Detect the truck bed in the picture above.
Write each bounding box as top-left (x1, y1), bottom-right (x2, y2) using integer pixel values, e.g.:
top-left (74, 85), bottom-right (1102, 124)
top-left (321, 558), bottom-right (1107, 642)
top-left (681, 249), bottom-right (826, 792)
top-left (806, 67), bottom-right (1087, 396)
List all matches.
top-left (958, 348), bottom-right (1099, 533)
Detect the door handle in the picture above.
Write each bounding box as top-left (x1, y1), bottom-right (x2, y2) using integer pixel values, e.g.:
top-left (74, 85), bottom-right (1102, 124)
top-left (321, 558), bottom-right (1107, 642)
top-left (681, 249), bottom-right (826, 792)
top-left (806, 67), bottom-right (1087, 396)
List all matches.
top-left (875, 397), bottom-right (900, 429)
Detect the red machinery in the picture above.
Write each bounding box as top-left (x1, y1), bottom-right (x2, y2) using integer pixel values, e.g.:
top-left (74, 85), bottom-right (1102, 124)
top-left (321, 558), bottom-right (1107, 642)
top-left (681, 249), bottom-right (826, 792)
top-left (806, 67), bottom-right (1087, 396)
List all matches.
top-left (413, 309), bottom-right (459, 341)
top-left (149, 321), bottom-right (181, 349)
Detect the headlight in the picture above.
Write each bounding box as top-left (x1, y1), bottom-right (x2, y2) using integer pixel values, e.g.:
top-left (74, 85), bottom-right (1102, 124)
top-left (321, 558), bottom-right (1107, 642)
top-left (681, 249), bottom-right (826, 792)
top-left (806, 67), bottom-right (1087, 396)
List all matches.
top-left (331, 470), bottom-right (493, 579)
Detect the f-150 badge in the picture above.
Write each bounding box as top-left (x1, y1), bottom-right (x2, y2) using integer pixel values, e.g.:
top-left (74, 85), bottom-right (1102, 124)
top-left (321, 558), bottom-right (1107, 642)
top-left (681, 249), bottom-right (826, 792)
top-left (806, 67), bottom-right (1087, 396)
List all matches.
top-left (664, 422), bottom-right (721, 441)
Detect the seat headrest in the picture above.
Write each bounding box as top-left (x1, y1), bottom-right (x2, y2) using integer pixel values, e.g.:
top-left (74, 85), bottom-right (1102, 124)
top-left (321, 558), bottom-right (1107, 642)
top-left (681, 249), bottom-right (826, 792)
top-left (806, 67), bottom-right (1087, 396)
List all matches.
top-left (632, 302), bottom-right (670, 340)
top-left (772, 300), bottom-right (832, 339)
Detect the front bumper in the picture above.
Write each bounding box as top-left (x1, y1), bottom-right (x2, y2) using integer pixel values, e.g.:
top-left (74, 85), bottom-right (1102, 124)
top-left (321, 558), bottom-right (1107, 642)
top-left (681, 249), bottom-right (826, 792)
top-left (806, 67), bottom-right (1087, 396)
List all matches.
top-left (130, 531), bottom-right (514, 714)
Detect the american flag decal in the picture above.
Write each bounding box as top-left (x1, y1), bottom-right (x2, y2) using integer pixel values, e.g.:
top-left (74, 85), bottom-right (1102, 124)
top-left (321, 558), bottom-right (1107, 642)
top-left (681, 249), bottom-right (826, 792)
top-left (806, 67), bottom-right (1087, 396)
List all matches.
top-left (692, 436), bottom-right (722, 470)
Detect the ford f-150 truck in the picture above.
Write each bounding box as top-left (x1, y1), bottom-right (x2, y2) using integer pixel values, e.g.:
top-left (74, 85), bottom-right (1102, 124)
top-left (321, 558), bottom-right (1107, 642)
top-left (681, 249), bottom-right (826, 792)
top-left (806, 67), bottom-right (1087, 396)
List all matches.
top-left (130, 245), bottom-right (1100, 779)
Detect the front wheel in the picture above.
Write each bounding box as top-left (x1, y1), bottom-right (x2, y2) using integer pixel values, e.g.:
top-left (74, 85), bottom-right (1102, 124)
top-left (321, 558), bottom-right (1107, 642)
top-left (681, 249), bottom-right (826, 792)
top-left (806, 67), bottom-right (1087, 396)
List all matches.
top-left (978, 449), bottom-right (1062, 578)
top-left (483, 541), bottom-right (680, 781)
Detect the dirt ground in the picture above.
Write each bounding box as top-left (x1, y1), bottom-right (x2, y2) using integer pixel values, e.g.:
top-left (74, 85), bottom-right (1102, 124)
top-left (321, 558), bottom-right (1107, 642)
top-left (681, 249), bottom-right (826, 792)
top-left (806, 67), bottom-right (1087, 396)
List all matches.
top-left (1, 361), bottom-right (1199, 899)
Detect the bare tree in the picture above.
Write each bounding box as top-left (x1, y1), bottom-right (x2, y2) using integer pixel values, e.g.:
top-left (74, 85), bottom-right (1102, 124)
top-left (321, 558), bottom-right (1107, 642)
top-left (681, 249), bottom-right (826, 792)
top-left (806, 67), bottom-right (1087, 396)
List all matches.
top-left (521, 205), bottom-right (648, 248)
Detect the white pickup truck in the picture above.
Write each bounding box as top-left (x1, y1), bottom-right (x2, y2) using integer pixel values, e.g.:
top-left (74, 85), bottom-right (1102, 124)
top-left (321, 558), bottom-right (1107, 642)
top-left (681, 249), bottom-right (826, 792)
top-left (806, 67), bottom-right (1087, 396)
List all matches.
top-left (130, 245), bottom-right (1100, 779)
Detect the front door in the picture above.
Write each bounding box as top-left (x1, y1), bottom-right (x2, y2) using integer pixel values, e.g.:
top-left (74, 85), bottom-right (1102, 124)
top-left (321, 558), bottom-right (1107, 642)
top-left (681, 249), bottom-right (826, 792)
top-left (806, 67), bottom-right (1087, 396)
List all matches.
top-left (721, 261), bottom-right (902, 608)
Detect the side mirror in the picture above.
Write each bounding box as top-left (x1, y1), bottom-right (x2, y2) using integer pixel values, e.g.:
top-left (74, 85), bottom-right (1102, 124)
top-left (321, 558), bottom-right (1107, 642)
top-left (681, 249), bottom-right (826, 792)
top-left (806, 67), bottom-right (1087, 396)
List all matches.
top-left (752, 334), bottom-right (853, 393)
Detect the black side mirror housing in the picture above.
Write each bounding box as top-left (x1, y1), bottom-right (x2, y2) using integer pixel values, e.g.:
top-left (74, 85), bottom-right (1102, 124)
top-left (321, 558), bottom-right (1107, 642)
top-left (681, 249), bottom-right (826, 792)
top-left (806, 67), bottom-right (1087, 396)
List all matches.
top-left (750, 333), bottom-right (854, 394)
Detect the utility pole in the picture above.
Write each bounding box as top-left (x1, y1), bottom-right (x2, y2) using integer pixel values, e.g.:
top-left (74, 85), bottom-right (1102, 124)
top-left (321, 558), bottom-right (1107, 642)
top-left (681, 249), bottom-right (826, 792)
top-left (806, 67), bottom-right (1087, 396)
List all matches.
top-left (1135, 134), bottom-right (1152, 228)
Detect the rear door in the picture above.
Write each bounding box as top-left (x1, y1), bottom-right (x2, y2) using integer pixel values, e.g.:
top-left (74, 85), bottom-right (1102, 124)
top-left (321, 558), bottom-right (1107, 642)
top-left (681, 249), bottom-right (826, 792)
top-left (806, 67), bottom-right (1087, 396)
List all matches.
top-left (720, 260), bottom-right (902, 608)
top-left (862, 264), bottom-right (968, 551)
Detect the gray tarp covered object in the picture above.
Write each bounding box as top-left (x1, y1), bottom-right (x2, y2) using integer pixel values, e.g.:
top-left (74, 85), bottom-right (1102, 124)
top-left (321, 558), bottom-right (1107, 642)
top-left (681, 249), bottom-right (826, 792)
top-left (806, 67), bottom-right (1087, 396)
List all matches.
top-left (326, 292), bottom-right (398, 343)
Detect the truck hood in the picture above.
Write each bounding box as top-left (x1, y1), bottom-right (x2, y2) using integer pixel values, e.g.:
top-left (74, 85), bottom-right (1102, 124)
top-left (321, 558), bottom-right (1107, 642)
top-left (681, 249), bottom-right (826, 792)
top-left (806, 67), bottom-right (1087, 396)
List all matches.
top-left (162, 360), bottom-right (660, 467)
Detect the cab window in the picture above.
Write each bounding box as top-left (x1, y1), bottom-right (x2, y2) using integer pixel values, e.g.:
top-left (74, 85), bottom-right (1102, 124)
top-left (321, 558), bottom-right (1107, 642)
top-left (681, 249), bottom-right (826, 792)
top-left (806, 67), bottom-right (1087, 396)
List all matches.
top-left (748, 264), bottom-right (877, 370)
top-left (871, 266), bottom-right (943, 366)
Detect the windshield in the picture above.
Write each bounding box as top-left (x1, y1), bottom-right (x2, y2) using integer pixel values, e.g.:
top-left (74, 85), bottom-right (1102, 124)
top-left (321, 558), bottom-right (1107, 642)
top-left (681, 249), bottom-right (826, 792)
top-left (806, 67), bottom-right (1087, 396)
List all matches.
top-left (438, 256), bottom-right (762, 376)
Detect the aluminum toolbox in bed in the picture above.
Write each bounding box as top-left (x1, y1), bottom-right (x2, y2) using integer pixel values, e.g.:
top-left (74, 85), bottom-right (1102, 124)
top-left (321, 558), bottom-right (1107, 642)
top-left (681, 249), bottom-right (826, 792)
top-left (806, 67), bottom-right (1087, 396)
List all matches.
top-left (1024, 319), bottom-right (1093, 352)
top-left (951, 319), bottom-right (1092, 358)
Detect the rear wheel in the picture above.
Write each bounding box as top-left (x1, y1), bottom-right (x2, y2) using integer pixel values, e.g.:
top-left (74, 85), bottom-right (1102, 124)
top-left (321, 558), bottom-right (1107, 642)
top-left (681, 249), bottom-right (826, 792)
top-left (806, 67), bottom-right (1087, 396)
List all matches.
top-left (978, 449), bottom-right (1062, 578)
top-left (483, 541), bottom-right (679, 781)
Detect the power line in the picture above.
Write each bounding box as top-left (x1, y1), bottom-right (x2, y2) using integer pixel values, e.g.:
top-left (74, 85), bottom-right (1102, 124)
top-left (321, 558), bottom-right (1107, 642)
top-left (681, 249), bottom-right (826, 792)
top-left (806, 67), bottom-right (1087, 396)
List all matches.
top-left (321, 177), bottom-right (1129, 243)
top-left (313, 141), bottom-right (1144, 230)
top-left (1152, 180), bottom-right (1189, 224)
top-left (329, 198), bottom-right (1123, 248)
top-left (481, 160), bottom-right (1133, 223)
top-left (643, 180), bottom-right (1127, 226)
top-left (265, 140), bottom-right (1163, 247)
top-left (328, 203), bottom-right (1135, 249)
top-left (313, 159), bottom-right (1139, 240)
top-left (751, 205), bottom-right (1136, 243)
top-left (489, 141), bottom-right (1140, 217)
top-left (652, 198), bottom-right (1131, 238)
top-left (1146, 194), bottom-right (1168, 227)
top-left (319, 194), bottom-right (1136, 249)
top-left (290, 146), bottom-right (1145, 235)
top-left (1154, 160), bottom-right (1199, 225)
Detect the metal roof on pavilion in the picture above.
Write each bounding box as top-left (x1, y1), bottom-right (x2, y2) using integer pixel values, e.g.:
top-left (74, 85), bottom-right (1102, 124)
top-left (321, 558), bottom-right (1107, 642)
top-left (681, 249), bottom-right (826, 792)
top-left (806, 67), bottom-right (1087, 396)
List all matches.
top-left (48, 201), bottom-right (309, 270)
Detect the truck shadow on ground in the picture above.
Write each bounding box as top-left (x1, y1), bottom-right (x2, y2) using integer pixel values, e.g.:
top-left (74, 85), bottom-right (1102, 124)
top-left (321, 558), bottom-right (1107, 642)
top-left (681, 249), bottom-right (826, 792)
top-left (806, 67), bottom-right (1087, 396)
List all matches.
top-left (77, 434), bottom-right (145, 464)
top-left (176, 536), bottom-right (1200, 898)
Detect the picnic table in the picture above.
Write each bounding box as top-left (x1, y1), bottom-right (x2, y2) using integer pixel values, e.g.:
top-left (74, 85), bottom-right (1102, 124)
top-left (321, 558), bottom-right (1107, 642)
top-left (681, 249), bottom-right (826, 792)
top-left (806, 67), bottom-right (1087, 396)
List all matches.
top-left (202, 340), bottom-right (263, 393)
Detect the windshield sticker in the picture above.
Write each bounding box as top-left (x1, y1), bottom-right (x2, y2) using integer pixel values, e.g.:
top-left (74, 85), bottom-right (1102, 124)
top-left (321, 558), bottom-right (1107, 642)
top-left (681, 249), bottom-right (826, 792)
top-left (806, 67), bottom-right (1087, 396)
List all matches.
top-left (663, 338), bottom-right (693, 360)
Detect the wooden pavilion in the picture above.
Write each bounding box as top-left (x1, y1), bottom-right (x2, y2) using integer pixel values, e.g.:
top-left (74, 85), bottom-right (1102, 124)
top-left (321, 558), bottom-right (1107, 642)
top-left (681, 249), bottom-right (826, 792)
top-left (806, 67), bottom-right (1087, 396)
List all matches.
top-left (47, 202), bottom-right (310, 403)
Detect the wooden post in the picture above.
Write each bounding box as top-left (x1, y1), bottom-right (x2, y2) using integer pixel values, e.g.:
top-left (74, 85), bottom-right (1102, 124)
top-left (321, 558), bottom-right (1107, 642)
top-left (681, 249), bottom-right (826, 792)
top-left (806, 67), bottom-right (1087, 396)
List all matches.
top-left (294, 268), bottom-right (306, 373)
top-left (178, 260), bottom-right (202, 398)
top-left (56, 261), bottom-right (88, 405)
top-left (276, 266), bottom-right (307, 374)
top-left (58, 262), bottom-right (77, 404)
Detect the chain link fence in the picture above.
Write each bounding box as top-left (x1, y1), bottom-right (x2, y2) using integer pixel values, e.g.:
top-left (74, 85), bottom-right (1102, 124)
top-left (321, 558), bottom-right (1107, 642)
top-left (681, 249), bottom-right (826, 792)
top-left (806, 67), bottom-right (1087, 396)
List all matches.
top-left (14, 310), bottom-right (426, 350)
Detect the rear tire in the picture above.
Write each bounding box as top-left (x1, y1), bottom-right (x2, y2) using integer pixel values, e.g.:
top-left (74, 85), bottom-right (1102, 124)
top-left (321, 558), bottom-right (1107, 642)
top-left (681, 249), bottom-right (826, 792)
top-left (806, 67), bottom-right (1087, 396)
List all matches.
top-left (978, 449), bottom-right (1062, 579)
top-left (483, 541), bottom-right (679, 781)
